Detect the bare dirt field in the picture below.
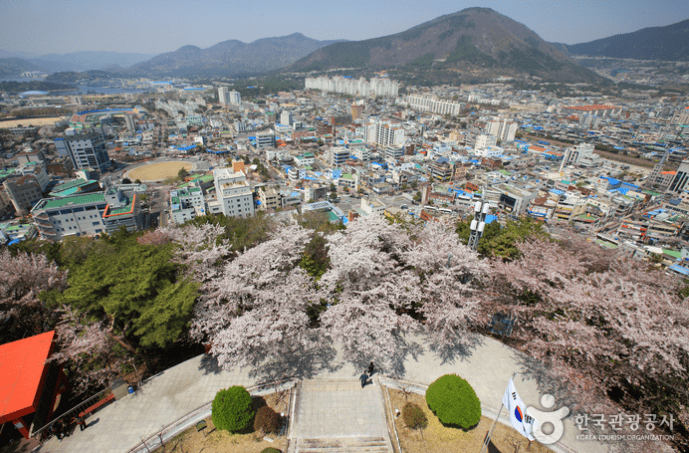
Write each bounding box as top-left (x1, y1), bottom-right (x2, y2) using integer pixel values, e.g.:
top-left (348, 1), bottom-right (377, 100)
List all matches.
top-left (0, 117), bottom-right (66, 128)
top-left (127, 161), bottom-right (194, 182)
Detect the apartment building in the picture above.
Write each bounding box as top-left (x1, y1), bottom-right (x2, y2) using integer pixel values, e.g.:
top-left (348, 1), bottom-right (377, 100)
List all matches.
top-left (406, 95), bottom-right (462, 116)
top-left (364, 120), bottom-right (405, 147)
top-left (486, 119), bottom-right (519, 143)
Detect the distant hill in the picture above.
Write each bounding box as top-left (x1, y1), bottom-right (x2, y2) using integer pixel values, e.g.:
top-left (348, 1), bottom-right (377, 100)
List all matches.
top-left (35, 51), bottom-right (155, 71)
top-left (287, 7), bottom-right (603, 84)
top-left (564, 19), bottom-right (689, 61)
top-left (120, 33), bottom-right (343, 77)
top-left (0, 58), bottom-right (47, 77)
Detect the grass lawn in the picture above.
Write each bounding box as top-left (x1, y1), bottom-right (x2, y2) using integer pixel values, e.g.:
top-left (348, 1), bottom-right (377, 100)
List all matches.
top-left (154, 392), bottom-right (289, 453)
top-left (386, 388), bottom-right (554, 453)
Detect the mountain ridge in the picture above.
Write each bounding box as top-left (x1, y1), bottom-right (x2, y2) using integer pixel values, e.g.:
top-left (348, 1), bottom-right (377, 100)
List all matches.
top-left (119, 33), bottom-right (344, 77)
top-left (286, 7), bottom-right (604, 84)
top-left (563, 18), bottom-right (689, 61)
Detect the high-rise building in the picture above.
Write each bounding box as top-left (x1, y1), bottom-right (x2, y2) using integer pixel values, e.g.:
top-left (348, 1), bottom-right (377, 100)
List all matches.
top-left (668, 160), bottom-right (689, 193)
top-left (486, 119), bottom-right (519, 143)
top-left (305, 76), bottom-right (398, 98)
top-left (218, 87), bottom-right (230, 106)
top-left (229, 90), bottom-right (241, 105)
top-left (406, 95), bottom-right (462, 116)
top-left (364, 120), bottom-right (405, 147)
top-left (54, 133), bottom-right (110, 171)
top-left (280, 110), bottom-right (293, 126)
top-left (351, 104), bottom-right (364, 120)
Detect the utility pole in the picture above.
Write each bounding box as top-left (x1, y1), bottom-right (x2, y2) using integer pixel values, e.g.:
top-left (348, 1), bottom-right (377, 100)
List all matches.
top-left (468, 196), bottom-right (490, 251)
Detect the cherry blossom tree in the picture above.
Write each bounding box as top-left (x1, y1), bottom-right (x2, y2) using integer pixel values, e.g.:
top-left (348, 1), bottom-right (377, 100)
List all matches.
top-left (191, 217), bottom-right (490, 378)
top-left (190, 224), bottom-right (326, 377)
top-left (403, 221), bottom-right (489, 362)
top-left (51, 305), bottom-right (130, 395)
top-left (159, 223), bottom-right (231, 283)
top-left (0, 249), bottom-right (66, 343)
top-left (318, 216), bottom-right (418, 373)
top-left (487, 238), bottom-right (689, 450)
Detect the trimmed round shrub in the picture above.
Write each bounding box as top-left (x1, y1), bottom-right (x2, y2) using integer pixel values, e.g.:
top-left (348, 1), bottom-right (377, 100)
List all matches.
top-left (425, 374), bottom-right (481, 429)
top-left (260, 449), bottom-right (282, 453)
top-left (211, 386), bottom-right (254, 433)
top-left (254, 405), bottom-right (281, 434)
top-left (402, 402), bottom-right (428, 430)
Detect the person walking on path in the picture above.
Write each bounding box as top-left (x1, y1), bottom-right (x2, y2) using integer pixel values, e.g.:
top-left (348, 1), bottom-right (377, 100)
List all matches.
top-left (360, 373), bottom-right (369, 388)
top-left (367, 362), bottom-right (375, 376)
top-left (76, 416), bottom-right (86, 432)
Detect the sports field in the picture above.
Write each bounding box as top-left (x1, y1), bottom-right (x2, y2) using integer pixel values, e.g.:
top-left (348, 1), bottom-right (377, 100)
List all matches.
top-left (126, 161), bottom-right (194, 181)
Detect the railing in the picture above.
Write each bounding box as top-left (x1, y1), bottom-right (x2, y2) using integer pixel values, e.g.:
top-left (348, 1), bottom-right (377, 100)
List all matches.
top-left (126, 376), bottom-right (297, 453)
top-left (31, 387), bottom-right (111, 441)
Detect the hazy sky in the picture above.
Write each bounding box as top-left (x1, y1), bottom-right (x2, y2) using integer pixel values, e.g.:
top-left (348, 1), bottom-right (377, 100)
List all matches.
top-left (2, 0), bottom-right (688, 56)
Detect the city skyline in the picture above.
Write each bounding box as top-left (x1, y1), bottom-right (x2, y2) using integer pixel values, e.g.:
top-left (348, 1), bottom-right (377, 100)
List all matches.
top-left (1, 0), bottom-right (688, 57)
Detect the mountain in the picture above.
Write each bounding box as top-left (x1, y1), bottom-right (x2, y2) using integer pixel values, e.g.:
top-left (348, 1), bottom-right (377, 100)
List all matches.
top-left (0, 49), bottom-right (36, 60)
top-left (564, 19), bottom-right (689, 61)
top-left (121, 33), bottom-right (343, 77)
top-left (35, 51), bottom-right (155, 71)
top-left (287, 7), bottom-right (603, 84)
top-left (0, 58), bottom-right (47, 77)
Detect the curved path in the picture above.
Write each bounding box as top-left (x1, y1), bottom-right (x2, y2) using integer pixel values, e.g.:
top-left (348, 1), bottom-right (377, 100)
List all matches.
top-left (37, 336), bottom-right (608, 453)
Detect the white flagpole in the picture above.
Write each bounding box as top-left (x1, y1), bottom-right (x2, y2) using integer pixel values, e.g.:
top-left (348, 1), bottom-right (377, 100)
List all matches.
top-left (479, 372), bottom-right (516, 453)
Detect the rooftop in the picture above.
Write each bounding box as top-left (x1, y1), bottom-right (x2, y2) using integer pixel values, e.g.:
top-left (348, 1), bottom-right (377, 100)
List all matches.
top-left (39, 193), bottom-right (105, 210)
top-left (0, 331), bottom-right (55, 424)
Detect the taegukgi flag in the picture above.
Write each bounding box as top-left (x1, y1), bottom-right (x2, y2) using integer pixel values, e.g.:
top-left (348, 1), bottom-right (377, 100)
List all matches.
top-left (502, 378), bottom-right (538, 441)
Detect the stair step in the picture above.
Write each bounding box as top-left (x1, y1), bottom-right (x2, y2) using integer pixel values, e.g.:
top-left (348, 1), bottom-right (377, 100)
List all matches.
top-left (296, 437), bottom-right (390, 453)
top-left (300, 380), bottom-right (364, 392)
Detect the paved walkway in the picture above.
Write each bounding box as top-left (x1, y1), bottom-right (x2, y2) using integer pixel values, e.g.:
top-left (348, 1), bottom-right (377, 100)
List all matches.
top-left (35, 335), bottom-right (606, 453)
top-left (294, 379), bottom-right (388, 439)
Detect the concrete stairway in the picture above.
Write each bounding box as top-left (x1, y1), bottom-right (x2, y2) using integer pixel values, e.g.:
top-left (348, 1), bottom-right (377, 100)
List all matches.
top-left (295, 436), bottom-right (391, 453)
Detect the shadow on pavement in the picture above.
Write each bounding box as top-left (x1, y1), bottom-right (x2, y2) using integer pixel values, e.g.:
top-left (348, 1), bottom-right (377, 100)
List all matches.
top-left (426, 331), bottom-right (484, 366)
top-left (197, 341), bottom-right (343, 382)
top-left (515, 353), bottom-right (578, 412)
top-left (248, 342), bottom-right (342, 382)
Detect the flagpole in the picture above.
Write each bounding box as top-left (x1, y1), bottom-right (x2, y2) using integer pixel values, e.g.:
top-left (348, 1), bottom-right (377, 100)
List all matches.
top-left (479, 372), bottom-right (517, 453)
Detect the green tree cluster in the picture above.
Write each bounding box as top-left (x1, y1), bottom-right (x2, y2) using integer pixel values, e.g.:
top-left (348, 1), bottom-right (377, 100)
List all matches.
top-left (426, 374), bottom-right (481, 429)
top-left (212, 386), bottom-right (254, 433)
top-left (53, 230), bottom-right (199, 349)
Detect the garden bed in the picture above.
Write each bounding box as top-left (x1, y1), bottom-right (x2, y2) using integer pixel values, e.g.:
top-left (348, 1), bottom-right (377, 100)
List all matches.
top-left (385, 388), bottom-right (554, 453)
top-left (153, 392), bottom-right (289, 453)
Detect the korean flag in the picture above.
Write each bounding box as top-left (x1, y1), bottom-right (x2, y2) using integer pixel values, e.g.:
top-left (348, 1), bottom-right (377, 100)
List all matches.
top-left (502, 378), bottom-right (538, 441)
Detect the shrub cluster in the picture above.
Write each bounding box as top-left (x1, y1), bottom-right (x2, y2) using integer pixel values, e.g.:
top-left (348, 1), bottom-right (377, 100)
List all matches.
top-left (260, 449), bottom-right (282, 453)
top-left (254, 405), bottom-right (281, 434)
top-left (425, 374), bottom-right (481, 429)
top-left (211, 386), bottom-right (254, 433)
top-left (402, 402), bottom-right (428, 430)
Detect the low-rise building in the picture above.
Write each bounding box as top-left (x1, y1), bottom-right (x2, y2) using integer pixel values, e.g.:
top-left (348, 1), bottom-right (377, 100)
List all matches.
top-left (212, 168), bottom-right (255, 218)
top-left (170, 187), bottom-right (205, 224)
top-left (257, 187), bottom-right (280, 210)
top-left (3, 176), bottom-right (43, 215)
top-left (31, 193), bottom-right (108, 240)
